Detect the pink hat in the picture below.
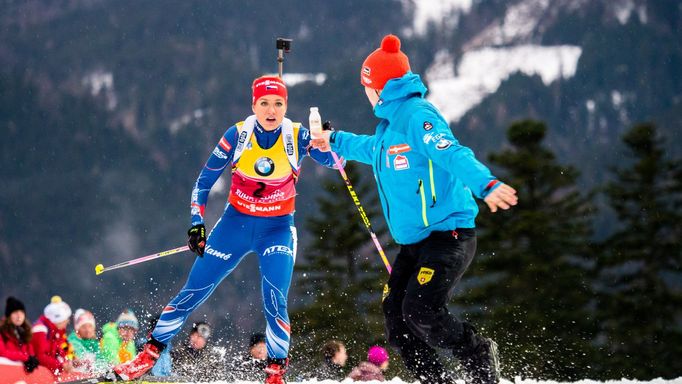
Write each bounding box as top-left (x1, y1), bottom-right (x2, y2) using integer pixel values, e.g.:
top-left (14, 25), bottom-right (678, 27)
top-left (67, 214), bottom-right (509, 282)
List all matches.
top-left (367, 345), bottom-right (389, 366)
top-left (74, 308), bottom-right (96, 331)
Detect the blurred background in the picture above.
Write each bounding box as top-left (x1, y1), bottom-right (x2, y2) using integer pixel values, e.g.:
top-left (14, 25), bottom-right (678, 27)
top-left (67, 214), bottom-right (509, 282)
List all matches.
top-left (1, 0), bottom-right (680, 380)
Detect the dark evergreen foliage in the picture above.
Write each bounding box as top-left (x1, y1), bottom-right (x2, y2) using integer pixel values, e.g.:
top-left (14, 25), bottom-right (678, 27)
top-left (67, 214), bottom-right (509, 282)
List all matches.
top-left (464, 120), bottom-right (597, 380)
top-left (595, 124), bottom-right (682, 378)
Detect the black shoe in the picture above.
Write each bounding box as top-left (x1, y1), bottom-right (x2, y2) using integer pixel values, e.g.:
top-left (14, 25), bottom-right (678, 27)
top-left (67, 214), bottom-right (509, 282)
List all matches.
top-left (458, 336), bottom-right (500, 384)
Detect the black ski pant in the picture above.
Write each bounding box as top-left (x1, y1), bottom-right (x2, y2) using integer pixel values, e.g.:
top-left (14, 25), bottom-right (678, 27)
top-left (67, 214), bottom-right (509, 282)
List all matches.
top-left (383, 229), bottom-right (477, 384)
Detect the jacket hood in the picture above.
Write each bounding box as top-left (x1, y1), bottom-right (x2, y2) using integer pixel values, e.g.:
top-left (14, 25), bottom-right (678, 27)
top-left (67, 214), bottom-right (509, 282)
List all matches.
top-left (374, 72), bottom-right (427, 120)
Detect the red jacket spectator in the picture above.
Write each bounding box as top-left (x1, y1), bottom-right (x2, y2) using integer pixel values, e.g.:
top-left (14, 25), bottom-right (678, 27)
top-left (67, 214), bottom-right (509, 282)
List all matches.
top-left (0, 297), bottom-right (35, 364)
top-left (0, 327), bottom-right (35, 363)
top-left (31, 296), bottom-right (72, 373)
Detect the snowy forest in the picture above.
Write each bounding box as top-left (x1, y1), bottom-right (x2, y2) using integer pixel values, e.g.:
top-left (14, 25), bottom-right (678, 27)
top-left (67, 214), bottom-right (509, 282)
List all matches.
top-left (1, 0), bottom-right (681, 383)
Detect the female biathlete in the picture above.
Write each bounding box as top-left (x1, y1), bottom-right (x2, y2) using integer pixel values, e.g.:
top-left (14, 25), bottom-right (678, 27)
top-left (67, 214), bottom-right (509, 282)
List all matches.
top-left (112, 76), bottom-right (335, 384)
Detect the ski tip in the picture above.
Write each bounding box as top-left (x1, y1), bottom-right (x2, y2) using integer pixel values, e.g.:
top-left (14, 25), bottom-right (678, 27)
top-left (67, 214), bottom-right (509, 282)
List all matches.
top-left (95, 264), bottom-right (104, 275)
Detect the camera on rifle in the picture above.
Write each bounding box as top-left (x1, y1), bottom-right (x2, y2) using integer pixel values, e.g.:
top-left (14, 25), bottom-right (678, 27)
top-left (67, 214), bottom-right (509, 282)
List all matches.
top-left (276, 38), bottom-right (292, 52)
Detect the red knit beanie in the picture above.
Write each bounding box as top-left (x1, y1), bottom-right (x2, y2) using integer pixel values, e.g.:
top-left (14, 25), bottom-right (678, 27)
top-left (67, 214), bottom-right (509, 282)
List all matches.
top-left (252, 76), bottom-right (288, 104)
top-left (361, 34), bottom-right (411, 90)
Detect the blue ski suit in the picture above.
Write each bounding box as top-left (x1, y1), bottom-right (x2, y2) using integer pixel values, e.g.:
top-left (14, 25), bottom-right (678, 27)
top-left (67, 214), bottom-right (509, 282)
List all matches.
top-left (151, 120), bottom-right (335, 360)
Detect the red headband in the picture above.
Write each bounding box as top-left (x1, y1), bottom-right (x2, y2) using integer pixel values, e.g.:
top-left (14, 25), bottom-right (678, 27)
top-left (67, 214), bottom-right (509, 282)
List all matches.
top-left (252, 76), bottom-right (288, 104)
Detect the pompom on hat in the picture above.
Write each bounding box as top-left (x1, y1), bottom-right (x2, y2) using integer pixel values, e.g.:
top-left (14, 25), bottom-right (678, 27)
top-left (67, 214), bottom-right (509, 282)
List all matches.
top-left (73, 308), bottom-right (96, 331)
top-left (252, 76), bottom-right (288, 104)
top-left (361, 34), bottom-right (411, 90)
top-left (367, 345), bottom-right (389, 366)
top-left (44, 295), bottom-right (72, 324)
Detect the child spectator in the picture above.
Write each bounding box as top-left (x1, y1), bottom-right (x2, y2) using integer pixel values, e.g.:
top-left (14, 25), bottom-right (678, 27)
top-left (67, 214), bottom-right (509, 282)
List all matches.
top-left (317, 339), bottom-right (347, 380)
top-left (31, 296), bottom-right (75, 374)
top-left (172, 322), bottom-right (223, 380)
top-left (101, 309), bottom-right (139, 365)
top-left (67, 309), bottom-right (105, 373)
top-left (348, 345), bottom-right (389, 382)
top-left (230, 332), bottom-right (267, 380)
top-left (0, 297), bottom-right (39, 373)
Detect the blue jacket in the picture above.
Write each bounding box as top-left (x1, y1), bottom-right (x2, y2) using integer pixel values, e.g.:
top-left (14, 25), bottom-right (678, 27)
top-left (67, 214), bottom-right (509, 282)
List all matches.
top-left (330, 73), bottom-right (500, 244)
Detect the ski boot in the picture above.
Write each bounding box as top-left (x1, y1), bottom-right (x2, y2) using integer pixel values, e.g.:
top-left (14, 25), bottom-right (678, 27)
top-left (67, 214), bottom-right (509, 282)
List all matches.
top-left (110, 340), bottom-right (164, 381)
top-left (458, 335), bottom-right (500, 384)
top-left (264, 357), bottom-right (289, 384)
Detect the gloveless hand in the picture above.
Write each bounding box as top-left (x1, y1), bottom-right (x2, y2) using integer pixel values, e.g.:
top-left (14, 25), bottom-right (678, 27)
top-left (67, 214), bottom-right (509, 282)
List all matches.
top-left (484, 183), bottom-right (518, 212)
top-left (310, 130), bottom-right (332, 152)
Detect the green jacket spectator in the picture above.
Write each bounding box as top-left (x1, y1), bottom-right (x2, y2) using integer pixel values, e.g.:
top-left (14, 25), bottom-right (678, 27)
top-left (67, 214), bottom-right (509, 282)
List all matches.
top-left (101, 309), bottom-right (139, 365)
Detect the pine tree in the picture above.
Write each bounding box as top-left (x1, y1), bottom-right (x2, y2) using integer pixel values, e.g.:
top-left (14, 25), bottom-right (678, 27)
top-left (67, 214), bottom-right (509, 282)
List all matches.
top-left (290, 162), bottom-right (393, 375)
top-left (596, 123), bottom-right (682, 378)
top-left (463, 120), bottom-right (597, 380)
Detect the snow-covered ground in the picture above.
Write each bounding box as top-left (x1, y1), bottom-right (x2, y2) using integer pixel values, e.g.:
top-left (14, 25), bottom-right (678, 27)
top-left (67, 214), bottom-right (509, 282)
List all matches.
top-left (426, 45), bottom-right (582, 123)
top-left (162, 377), bottom-right (682, 384)
top-left (409, 0), bottom-right (584, 123)
top-left (405, 0), bottom-right (473, 36)
top-left (282, 73), bottom-right (327, 87)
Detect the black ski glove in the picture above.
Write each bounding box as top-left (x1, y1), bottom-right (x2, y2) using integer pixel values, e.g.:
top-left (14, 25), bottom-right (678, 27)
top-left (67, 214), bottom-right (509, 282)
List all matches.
top-left (24, 355), bottom-right (39, 373)
top-left (323, 120), bottom-right (334, 131)
top-left (187, 224), bottom-right (206, 256)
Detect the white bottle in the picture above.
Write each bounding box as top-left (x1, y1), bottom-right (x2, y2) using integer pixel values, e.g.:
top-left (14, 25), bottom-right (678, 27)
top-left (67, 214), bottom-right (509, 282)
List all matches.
top-left (309, 107), bottom-right (322, 139)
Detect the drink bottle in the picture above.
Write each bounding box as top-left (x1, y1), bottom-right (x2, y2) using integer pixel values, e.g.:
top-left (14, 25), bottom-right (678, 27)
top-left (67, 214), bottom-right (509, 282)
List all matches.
top-left (309, 107), bottom-right (322, 139)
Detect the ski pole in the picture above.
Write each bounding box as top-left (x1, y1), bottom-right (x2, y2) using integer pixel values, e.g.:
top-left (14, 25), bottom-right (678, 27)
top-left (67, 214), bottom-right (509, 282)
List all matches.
top-left (95, 245), bottom-right (190, 275)
top-left (330, 151), bottom-right (392, 274)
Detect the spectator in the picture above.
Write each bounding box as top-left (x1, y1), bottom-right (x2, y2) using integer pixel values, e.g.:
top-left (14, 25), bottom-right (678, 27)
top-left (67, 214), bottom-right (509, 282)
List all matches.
top-left (317, 339), bottom-right (347, 380)
top-left (348, 346), bottom-right (389, 382)
top-left (0, 297), bottom-right (39, 373)
top-left (248, 332), bottom-right (267, 362)
top-left (101, 309), bottom-right (139, 365)
top-left (172, 322), bottom-right (222, 380)
top-left (67, 309), bottom-right (105, 373)
top-left (231, 332), bottom-right (267, 380)
top-left (31, 296), bottom-right (74, 374)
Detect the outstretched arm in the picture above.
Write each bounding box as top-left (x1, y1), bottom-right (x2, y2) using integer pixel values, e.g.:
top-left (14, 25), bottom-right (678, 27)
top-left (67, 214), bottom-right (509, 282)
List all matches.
top-left (298, 126), bottom-right (337, 168)
top-left (310, 129), bottom-right (376, 165)
top-left (405, 110), bottom-right (517, 211)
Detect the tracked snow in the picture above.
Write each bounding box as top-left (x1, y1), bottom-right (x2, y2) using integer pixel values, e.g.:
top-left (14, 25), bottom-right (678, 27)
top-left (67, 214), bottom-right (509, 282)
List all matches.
top-left (426, 45), bottom-right (582, 123)
top-left (118, 376), bottom-right (682, 384)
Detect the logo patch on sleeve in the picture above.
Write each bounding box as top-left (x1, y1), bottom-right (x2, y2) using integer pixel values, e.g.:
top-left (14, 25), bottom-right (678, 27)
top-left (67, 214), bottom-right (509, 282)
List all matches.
top-left (417, 267), bottom-right (435, 285)
top-left (388, 144), bottom-right (411, 154)
top-left (435, 138), bottom-right (452, 150)
top-left (219, 137), bottom-right (232, 152)
top-left (394, 155), bottom-right (409, 170)
top-left (423, 132), bottom-right (444, 144)
top-left (423, 121), bottom-right (433, 131)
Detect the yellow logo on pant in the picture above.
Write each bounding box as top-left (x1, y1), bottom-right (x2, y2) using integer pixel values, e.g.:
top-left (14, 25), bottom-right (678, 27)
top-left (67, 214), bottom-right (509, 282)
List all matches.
top-left (417, 267), bottom-right (435, 285)
top-left (382, 283), bottom-right (390, 302)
